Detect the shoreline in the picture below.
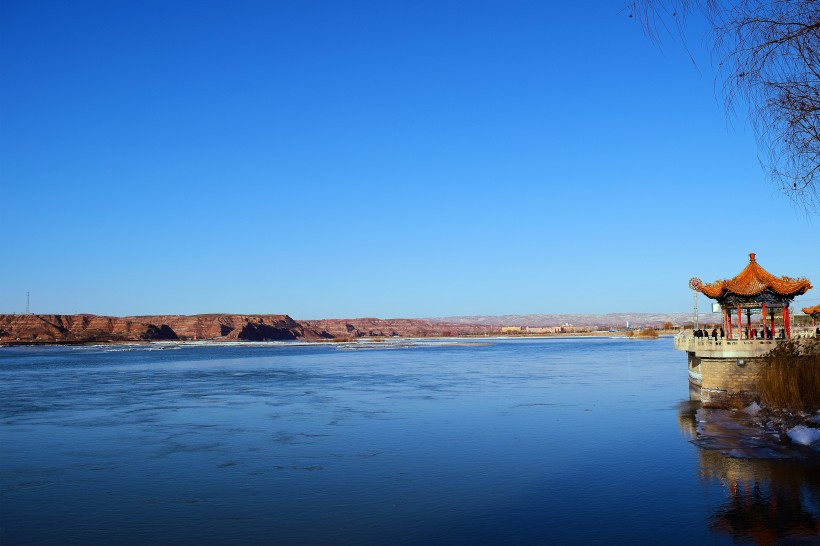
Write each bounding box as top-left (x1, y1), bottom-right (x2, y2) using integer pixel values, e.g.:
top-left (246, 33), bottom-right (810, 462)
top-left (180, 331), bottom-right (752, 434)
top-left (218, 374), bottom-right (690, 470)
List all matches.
top-left (0, 330), bottom-right (674, 348)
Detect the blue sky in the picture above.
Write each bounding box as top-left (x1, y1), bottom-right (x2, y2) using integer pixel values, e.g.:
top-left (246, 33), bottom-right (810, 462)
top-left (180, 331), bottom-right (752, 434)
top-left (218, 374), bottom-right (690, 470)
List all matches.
top-left (2, 1), bottom-right (818, 318)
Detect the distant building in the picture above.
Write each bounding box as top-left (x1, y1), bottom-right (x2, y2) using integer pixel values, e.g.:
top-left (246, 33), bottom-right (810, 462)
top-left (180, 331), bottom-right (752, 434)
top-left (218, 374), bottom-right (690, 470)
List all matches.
top-left (525, 327), bottom-right (551, 334)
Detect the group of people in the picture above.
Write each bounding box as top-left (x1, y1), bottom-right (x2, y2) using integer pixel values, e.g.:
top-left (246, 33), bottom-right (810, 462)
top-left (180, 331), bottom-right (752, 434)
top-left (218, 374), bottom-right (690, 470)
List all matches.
top-left (693, 328), bottom-right (723, 340)
top-left (692, 327), bottom-right (786, 340)
top-left (746, 327), bottom-right (784, 340)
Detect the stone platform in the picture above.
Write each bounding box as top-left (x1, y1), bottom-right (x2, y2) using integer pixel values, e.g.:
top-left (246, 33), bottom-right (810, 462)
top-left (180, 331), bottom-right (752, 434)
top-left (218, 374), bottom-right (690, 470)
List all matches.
top-left (674, 333), bottom-right (817, 405)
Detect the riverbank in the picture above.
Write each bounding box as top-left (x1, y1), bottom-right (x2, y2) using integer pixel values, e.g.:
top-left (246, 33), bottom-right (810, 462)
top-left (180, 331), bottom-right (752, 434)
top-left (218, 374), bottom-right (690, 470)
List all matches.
top-left (0, 330), bottom-right (675, 347)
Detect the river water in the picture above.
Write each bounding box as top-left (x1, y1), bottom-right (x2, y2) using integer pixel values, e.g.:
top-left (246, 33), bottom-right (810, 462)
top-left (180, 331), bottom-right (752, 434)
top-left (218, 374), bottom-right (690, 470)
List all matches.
top-left (1, 338), bottom-right (817, 544)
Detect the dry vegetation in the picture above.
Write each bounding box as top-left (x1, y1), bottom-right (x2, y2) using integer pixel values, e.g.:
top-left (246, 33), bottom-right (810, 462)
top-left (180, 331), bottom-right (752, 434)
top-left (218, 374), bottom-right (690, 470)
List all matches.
top-left (758, 338), bottom-right (820, 412)
top-left (625, 329), bottom-right (660, 338)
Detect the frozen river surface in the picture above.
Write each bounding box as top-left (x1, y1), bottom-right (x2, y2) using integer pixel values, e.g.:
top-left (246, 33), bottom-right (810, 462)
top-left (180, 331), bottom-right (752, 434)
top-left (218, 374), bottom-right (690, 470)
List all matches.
top-left (1, 338), bottom-right (818, 544)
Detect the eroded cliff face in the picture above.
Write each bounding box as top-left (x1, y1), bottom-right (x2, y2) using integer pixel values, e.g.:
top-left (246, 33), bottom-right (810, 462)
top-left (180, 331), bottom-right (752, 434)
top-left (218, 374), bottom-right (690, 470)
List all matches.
top-left (0, 314), bottom-right (178, 342)
top-left (126, 314), bottom-right (309, 341)
top-left (0, 314), bottom-right (309, 343)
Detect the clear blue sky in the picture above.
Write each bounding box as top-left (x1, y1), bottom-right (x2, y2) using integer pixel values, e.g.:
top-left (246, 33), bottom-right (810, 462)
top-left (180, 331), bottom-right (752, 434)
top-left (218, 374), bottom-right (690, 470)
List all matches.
top-left (1, 1), bottom-right (818, 318)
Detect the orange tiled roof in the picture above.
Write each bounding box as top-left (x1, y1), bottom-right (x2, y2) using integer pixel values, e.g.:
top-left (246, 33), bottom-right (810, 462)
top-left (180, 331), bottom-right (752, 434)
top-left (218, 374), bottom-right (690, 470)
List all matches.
top-left (803, 304), bottom-right (820, 316)
top-left (698, 253), bottom-right (812, 300)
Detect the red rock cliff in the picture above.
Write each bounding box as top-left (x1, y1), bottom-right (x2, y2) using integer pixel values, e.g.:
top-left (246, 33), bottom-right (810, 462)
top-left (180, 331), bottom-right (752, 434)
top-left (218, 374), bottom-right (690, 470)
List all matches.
top-left (0, 314), bottom-right (310, 343)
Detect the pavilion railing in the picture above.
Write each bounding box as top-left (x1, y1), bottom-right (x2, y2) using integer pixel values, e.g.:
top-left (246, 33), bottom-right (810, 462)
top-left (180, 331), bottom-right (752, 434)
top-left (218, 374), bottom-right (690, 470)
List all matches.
top-left (676, 335), bottom-right (778, 345)
top-left (675, 328), bottom-right (818, 346)
top-left (680, 336), bottom-right (785, 343)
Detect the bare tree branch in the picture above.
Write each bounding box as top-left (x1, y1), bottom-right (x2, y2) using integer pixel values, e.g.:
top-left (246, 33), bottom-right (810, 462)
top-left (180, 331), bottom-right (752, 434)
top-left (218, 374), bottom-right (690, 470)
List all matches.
top-left (630, 0), bottom-right (820, 211)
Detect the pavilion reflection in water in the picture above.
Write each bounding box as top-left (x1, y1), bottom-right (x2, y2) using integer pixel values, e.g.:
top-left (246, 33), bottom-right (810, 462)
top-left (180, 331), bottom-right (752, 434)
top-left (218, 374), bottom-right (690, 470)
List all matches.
top-left (678, 402), bottom-right (820, 545)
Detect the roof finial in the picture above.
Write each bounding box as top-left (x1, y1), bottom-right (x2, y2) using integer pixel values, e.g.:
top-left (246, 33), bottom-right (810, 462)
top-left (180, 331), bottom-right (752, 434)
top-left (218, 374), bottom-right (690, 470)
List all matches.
top-left (749, 252), bottom-right (756, 263)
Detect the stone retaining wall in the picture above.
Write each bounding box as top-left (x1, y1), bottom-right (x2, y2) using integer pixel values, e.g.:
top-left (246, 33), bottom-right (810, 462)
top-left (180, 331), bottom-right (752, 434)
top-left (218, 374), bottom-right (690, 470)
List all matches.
top-left (699, 356), bottom-right (764, 404)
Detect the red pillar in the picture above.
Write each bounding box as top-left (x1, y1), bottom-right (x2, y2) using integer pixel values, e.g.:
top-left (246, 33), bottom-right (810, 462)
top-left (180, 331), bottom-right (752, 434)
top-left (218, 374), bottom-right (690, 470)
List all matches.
top-left (784, 305), bottom-right (791, 339)
top-left (761, 303), bottom-right (767, 336)
top-left (737, 304), bottom-right (743, 339)
top-left (723, 308), bottom-right (728, 334)
top-left (727, 309), bottom-right (733, 338)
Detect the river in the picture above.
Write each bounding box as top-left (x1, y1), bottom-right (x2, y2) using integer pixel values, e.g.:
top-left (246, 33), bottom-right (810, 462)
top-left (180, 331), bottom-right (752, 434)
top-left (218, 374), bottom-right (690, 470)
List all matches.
top-left (1, 338), bottom-right (817, 544)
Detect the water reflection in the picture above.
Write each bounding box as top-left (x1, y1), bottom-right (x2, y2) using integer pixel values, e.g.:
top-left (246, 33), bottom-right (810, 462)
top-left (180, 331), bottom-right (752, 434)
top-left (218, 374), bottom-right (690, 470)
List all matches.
top-left (678, 401), bottom-right (820, 544)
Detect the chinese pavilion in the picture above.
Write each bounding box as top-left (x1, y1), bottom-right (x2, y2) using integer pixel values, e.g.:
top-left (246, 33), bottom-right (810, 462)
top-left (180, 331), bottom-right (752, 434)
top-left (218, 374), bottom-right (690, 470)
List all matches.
top-left (803, 304), bottom-right (820, 326)
top-left (695, 253), bottom-right (812, 339)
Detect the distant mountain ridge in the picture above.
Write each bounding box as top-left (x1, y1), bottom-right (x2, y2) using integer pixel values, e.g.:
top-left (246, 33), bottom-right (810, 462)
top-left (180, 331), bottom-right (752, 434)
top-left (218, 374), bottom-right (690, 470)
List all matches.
top-left (428, 312), bottom-right (722, 328)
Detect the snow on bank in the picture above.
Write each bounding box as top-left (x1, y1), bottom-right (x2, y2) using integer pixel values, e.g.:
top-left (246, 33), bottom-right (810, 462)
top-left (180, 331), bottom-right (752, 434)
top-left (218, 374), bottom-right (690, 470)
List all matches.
top-left (786, 425), bottom-right (820, 447)
top-left (743, 402), bottom-right (762, 416)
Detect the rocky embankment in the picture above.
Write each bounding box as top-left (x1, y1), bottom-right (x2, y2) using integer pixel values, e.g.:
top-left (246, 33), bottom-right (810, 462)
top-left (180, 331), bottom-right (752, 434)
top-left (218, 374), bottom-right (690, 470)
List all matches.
top-left (0, 314), bottom-right (488, 344)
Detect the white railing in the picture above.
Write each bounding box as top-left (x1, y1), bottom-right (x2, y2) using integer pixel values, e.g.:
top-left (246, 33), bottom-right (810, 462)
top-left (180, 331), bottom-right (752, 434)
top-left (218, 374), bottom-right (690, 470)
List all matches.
top-left (676, 335), bottom-right (777, 345)
top-left (675, 329), bottom-right (817, 356)
top-left (676, 329), bottom-right (818, 343)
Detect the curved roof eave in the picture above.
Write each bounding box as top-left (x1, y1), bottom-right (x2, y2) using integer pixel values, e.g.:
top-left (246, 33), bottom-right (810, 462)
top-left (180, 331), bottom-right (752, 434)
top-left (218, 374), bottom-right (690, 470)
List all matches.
top-left (696, 253), bottom-right (812, 301)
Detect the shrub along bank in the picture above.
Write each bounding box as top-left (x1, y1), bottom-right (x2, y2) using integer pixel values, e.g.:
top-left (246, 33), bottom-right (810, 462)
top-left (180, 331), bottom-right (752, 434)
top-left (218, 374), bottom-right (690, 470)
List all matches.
top-left (758, 338), bottom-right (820, 413)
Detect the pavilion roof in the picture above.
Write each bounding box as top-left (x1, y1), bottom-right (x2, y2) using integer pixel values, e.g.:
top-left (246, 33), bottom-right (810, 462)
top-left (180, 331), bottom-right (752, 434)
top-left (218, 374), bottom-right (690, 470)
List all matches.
top-left (697, 253), bottom-right (812, 301)
top-left (803, 304), bottom-right (820, 317)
